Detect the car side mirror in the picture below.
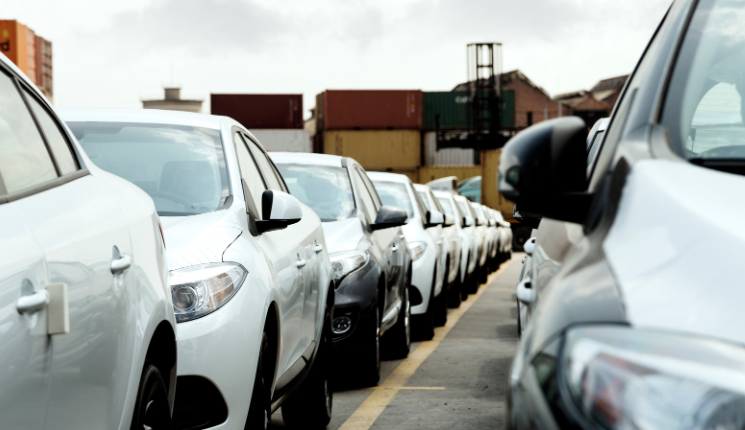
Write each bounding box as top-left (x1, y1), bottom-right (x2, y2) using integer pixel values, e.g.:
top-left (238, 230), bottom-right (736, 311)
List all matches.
top-left (499, 117), bottom-right (593, 224)
top-left (513, 204), bottom-right (541, 229)
top-left (256, 190), bottom-right (302, 234)
top-left (462, 216), bottom-right (474, 227)
top-left (476, 217), bottom-right (484, 226)
top-left (443, 214), bottom-right (455, 227)
top-left (488, 219), bottom-right (496, 227)
top-left (425, 210), bottom-right (444, 228)
top-left (524, 237), bottom-right (536, 256)
top-left (371, 205), bottom-right (408, 231)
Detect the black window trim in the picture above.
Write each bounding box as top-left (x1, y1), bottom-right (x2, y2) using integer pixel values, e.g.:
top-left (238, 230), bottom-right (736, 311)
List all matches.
top-left (0, 62), bottom-right (89, 202)
top-left (242, 132), bottom-right (290, 193)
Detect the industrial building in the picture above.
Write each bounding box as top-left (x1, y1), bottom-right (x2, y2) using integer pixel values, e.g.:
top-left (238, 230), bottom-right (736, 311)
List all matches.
top-left (142, 87), bottom-right (203, 113)
top-left (553, 74), bottom-right (629, 126)
top-left (0, 20), bottom-right (53, 101)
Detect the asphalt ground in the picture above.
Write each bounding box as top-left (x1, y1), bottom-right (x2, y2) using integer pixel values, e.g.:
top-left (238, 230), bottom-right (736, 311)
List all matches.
top-left (272, 254), bottom-right (523, 430)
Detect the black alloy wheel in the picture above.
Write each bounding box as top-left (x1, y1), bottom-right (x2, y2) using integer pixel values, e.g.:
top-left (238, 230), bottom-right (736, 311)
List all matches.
top-left (382, 287), bottom-right (411, 359)
top-left (130, 363), bottom-right (172, 430)
top-left (448, 268), bottom-right (462, 309)
top-left (413, 269), bottom-right (437, 341)
top-left (246, 332), bottom-right (272, 430)
top-left (359, 305), bottom-right (381, 386)
top-left (282, 304), bottom-right (333, 429)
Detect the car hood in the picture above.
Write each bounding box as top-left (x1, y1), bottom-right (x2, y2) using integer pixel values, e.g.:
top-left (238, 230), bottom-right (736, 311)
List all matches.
top-left (322, 218), bottom-right (364, 255)
top-left (604, 159), bottom-right (745, 345)
top-left (161, 210), bottom-right (243, 271)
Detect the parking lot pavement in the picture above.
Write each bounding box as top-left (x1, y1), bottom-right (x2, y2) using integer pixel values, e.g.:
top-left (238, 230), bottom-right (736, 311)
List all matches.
top-left (272, 254), bottom-right (523, 430)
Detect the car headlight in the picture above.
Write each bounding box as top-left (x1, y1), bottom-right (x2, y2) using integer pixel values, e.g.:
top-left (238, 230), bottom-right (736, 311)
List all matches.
top-left (408, 241), bottom-right (427, 261)
top-left (562, 326), bottom-right (745, 430)
top-left (330, 251), bottom-right (369, 284)
top-left (169, 262), bottom-right (247, 323)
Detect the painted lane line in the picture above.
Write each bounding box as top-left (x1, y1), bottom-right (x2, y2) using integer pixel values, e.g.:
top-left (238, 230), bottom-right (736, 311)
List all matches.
top-left (338, 259), bottom-right (515, 430)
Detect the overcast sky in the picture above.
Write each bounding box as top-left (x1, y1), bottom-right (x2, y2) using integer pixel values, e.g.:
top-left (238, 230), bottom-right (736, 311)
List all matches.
top-left (6, 0), bottom-right (671, 118)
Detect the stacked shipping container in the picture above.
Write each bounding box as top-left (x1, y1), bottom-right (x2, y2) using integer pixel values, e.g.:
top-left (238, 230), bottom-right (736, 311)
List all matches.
top-left (210, 94), bottom-right (311, 152)
top-left (0, 20), bottom-right (53, 101)
top-left (317, 90), bottom-right (422, 180)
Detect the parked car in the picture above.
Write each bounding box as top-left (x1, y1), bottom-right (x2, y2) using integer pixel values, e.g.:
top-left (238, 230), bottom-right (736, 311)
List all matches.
top-left (453, 194), bottom-right (480, 297)
top-left (433, 190), bottom-right (472, 307)
top-left (478, 204), bottom-right (501, 273)
top-left (469, 201), bottom-right (490, 285)
top-left (514, 235), bottom-right (535, 338)
top-left (491, 209), bottom-right (513, 262)
top-left (414, 183), bottom-right (460, 311)
top-left (368, 172), bottom-right (447, 339)
top-left (0, 54), bottom-right (177, 430)
top-left (501, 0), bottom-right (745, 427)
top-left (63, 109), bottom-right (335, 430)
top-left (271, 152), bottom-right (411, 385)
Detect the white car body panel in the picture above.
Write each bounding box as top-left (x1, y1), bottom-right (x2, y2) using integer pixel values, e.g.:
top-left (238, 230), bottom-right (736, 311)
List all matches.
top-left (416, 184), bottom-right (459, 286)
top-left (454, 195), bottom-right (479, 276)
top-left (434, 190), bottom-right (469, 284)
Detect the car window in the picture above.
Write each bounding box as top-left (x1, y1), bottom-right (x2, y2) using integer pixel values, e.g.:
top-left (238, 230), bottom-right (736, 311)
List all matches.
top-left (586, 130), bottom-right (605, 168)
top-left (417, 191), bottom-right (431, 210)
top-left (233, 132), bottom-right (266, 217)
top-left (352, 168), bottom-right (378, 223)
top-left (429, 190), bottom-right (445, 213)
top-left (23, 88), bottom-right (77, 175)
top-left (0, 70), bottom-right (57, 195)
top-left (243, 134), bottom-right (283, 191)
top-left (410, 183), bottom-right (429, 221)
top-left (662, 0), bottom-right (745, 161)
top-left (372, 180), bottom-right (415, 218)
top-left (438, 197), bottom-right (456, 217)
top-left (356, 167), bottom-right (382, 210)
top-left (68, 121), bottom-right (229, 216)
top-left (277, 164), bottom-right (355, 222)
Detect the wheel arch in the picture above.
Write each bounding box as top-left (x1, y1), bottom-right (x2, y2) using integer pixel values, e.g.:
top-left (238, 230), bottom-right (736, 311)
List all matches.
top-left (144, 321), bottom-right (177, 406)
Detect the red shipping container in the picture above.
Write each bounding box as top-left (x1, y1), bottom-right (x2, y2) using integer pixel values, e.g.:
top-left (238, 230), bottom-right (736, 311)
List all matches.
top-left (319, 90), bottom-right (422, 130)
top-left (211, 94), bottom-right (303, 129)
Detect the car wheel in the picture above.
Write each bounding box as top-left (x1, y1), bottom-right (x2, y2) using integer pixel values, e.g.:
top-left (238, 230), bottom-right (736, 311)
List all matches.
top-left (382, 287), bottom-right (410, 359)
top-left (413, 271), bottom-right (436, 341)
top-left (282, 303), bottom-right (333, 429)
top-left (516, 298), bottom-right (522, 338)
top-left (360, 305), bottom-right (381, 386)
top-left (246, 332), bottom-right (272, 430)
top-left (448, 268), bottom-right (462, 309)
top-left (434, 266), bottom-right (448, 327)
top-left (130, 363), bottom-right (171, 430)
top-left (479, 264), bottom-right (488, 284)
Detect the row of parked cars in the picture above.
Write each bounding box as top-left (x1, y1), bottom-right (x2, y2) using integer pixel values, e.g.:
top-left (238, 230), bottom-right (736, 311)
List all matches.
top-left (503, 0), bottom-right (745, 428)
top-left (0, 50), bottom-right (512, 430)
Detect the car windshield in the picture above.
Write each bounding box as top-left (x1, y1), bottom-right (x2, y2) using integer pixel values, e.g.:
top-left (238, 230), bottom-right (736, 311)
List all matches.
top-left (438, 197), bottom-right (457, 217)
top-left (662, 0), bottom-right (745, 161)
top-left (372, 181), bottom-right (414, 217)
top-left (276, 164), bottom-right (355, 222)
top-left (67, 122), bottom-right (229, 216)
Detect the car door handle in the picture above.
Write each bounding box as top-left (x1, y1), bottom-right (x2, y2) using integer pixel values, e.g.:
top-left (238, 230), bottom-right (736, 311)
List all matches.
top-left (296, 258), bottom-right (307, 268)
top-left (111, 253), bottom-right (132, 274)
top-left (315, 243), bottom-right (323, 253)
top-left (17, 290), bottom-right (51, 314)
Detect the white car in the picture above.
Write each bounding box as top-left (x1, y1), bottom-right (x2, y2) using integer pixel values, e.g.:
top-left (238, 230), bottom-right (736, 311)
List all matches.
top-left (492, 209), bottom-right (513, 260)
top-left (469, 201), bottom-right (490, 286)
top-left (271, 152), bottom-right (412, 385)
top-left (0, 55), bottom-right (176, 430)
top-left (368, 172), bottom-right (446, 339)
top-left (453, 194), bottom-right (480, 296)
top-left (433, 190), bottom-right (473, 307)
top-left (414, 184), bottom-right (460, 307)
top-left (62, 109), bottom-right (335, 430)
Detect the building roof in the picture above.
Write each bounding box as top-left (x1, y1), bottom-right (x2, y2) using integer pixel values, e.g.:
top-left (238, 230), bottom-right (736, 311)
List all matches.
top-left (589, 75), bottom-right (629, 94)
top-left (452, 70), bottom-right (551, 99)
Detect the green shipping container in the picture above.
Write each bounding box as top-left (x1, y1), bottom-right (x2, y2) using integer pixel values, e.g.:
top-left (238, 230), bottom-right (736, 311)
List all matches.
top-left (422, 90), bottom-right (515, 130)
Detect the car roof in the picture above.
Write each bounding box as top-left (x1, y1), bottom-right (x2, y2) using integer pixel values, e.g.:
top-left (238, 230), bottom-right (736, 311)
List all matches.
top-left (270, 152), bottom-right (345, 168)
top-left (367, 171), bottom-right (409, 183)
top-left (432, 190), bottom-right (454, 198)
top-left (58, 108), bottom-right (227, 130)
top-left (412, 183), bottom-right (430, 191)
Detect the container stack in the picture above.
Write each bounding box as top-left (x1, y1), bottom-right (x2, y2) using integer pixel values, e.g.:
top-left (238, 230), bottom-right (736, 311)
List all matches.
top-left (316, 90), bottom-right (422, 182)
top-left (421, 92), bottom-right (477, 166)
top-left (211, 94), bottom-right (311, 152)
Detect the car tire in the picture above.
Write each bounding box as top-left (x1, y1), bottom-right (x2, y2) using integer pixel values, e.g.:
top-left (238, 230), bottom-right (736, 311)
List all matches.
top-left (246, 332), bottom-right (272, 430)
top-left (516, 298), bottom-right (522, 338)
top-left (130, 363), bottom-right (171, 430)
top-left (448, 268), bottom-right (462, 309)
top-left (282, 303), bottom-right (333, 429)
top-left (413, 271), bottom-right (436, 341)
top-left (360, 305), bottom-right (381, 386)
top-left (434, 267), bottom-right (448, 327)
top-left (479, 264), bottom-right (488, 284)
top-left (382, 287), bottom-right (411, 359)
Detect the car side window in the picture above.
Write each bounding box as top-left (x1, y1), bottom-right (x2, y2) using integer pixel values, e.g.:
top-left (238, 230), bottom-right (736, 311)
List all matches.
top-left (417, 191), bottom-right (431, 210)
top-left (23, 87), bottom-right (78, 175)
top-left (0, 70), bottom-right (58, 195)
top-left (233, 132), bottom-right (266, 217)
top-left (351, 168), bottom-right (377, 223)
top-left (410, 183), bottom-right (428, 220)
top-left (243, 134), bottom-right (283, 191)
top-left (355, 167), bottom-right (382, 210)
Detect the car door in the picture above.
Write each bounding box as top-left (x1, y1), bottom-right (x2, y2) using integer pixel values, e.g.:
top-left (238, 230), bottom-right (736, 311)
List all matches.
top-left (244, 132), bottom-right (319, 350)
top-left (0, 67), bottom-right (57, 430)
top-left (233, 132), bottom-right (307, 376)
top-left (12, 83), bottom-right (137, 429)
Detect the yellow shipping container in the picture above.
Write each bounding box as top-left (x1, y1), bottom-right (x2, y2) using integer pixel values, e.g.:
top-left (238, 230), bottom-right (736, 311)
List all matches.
top-left (417, 165), bottom-right (481, 185)
top-left (481, 150), bottom-right (515, 221)
top-left (323, 130), bottom-right (421, 170)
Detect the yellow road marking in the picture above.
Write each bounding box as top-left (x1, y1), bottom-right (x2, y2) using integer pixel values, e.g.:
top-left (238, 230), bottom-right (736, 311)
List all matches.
top-left (338, 260), bottom-right (515, 430)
